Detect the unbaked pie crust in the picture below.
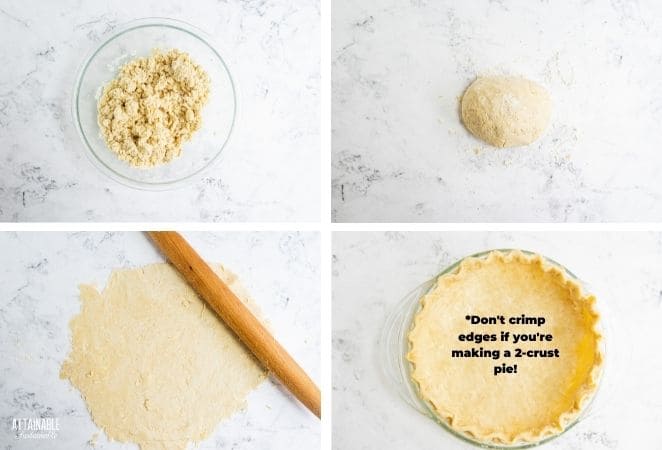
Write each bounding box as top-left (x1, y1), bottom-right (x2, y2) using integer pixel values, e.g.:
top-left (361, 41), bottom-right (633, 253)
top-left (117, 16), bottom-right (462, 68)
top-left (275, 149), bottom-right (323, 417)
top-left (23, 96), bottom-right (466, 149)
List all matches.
top-left (407, 250), bottom-right (603, 446)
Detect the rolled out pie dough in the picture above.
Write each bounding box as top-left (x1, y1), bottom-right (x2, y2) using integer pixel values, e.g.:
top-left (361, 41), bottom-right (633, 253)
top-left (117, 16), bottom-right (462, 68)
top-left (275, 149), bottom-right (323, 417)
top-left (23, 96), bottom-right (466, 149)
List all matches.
top-left (60, 263), bottom-right (267, 450)
top-left (461, 76), bottom-right (551, 148)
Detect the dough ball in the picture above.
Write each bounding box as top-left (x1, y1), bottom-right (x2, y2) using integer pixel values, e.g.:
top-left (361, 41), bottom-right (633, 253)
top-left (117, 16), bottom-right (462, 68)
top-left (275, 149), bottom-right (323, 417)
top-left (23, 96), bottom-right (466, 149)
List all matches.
top-left (460, 76), bottom-right (551, 148)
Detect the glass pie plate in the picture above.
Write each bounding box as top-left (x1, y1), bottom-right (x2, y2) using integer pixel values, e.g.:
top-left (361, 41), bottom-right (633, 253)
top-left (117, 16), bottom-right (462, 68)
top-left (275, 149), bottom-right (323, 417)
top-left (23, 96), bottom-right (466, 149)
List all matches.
top-left (72, 18), bottom-right (236, 190)
top-left (379, 249), bottom-right (612, 449)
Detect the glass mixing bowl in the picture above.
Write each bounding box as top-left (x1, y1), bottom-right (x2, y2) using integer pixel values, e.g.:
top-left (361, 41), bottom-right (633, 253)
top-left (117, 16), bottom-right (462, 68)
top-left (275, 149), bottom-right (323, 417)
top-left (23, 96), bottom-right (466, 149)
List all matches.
top-left (380, 249), bottom-right (608, 449)
top-left (72, 18), bottom-right (236, 190)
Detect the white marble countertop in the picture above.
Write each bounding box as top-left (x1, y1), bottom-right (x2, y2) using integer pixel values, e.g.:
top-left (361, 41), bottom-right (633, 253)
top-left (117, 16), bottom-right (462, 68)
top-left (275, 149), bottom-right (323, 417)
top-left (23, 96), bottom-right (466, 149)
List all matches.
top-left (333, 231), bottom-right (662, 449)
top-left (0, 0), bottom-right (319, 222)
top-left (0, 231), bottom-right (320, 449)
top-left (332, 0), bottom-right (662, 222)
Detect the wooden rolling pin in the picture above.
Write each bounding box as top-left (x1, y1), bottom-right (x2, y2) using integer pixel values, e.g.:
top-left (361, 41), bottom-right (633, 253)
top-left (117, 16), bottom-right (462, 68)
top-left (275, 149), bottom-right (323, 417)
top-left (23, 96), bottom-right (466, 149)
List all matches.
top-left (147, 231), bottom-right (321, 418)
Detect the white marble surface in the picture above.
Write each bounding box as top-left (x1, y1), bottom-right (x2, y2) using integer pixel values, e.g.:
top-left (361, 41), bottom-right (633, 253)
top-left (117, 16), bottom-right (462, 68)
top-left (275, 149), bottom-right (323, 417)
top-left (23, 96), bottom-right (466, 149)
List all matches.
top-left (332, 0), bottom-right (662, 222)
top-left (0, 0), bottom-right (319, 222)
top-left (333, 231), bottom-right (662, 449)
top-left (0, 231), bottom-right (320, 449)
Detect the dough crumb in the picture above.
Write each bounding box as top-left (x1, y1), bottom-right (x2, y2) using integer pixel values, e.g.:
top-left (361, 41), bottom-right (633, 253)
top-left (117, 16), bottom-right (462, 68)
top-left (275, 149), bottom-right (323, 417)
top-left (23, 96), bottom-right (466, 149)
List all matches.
top-left (97, 49), bottom-right (210, 167)
top-left (88, 432), bottom-right (98, 448)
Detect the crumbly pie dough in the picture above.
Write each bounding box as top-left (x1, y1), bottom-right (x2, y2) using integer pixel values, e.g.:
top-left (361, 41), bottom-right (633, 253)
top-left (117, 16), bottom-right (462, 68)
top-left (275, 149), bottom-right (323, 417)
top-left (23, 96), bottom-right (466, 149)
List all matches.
top-left (407, 250), bottom-right (602, 445)
top-left (97, 49), bottom-right (210, 167)
top-left (461, 76), bottom-right (551, 148)
top-left (60, 263), bottom-right (266, 450)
